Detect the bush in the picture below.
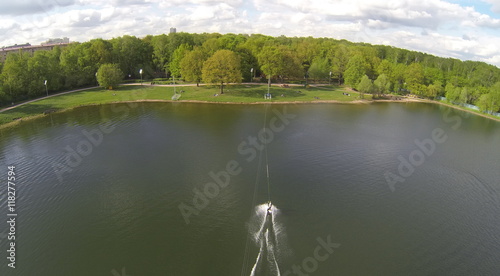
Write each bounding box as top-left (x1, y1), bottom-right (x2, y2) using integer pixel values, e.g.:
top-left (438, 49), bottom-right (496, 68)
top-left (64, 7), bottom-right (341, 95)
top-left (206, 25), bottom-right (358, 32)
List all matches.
top-left (0, 89), bottom-right (12, 107)
top-left (96, 64), bottom-right (124, 90)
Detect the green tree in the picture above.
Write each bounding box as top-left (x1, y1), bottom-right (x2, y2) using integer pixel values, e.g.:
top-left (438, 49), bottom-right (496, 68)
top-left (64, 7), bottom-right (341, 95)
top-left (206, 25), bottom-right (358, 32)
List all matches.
top-left (60, 43), bottom-right (84, 88)
top-left (0, 87), bottom-right (8, 106)
top-left (60, 42), bottom-right (100, 88)
top-left (1, 52), bottom-right (30, 101)
top-left (376, 60), bottom-right (394, 78)
top-left (150, 34), bottom-right (170, 76)
top-left (308, 57), bottom-right (330, 81)
top-left (217, 34), bottom-right (247, 51)
top-left (392, 63), bottom-right (407, 93)
top-left (166, 32), bottom-right (195, 57)
top-left (202, 38), bottom-right (221, 57)
top-left (344, 55), bottom-right (369, 87)
top-left (280, 50), bottom-right (303, 82)
top-left (180, 47), bottom-right (206, 86)
top-left (97, 64), bottom-right (123, 89)
top-left (111, 35), bottom-right (152, 79)
top-left (258, 45), bottom-right (288, 87)
top-left (426, 83), bottom-right (441, 99)
top-left (330, 44), bottom-right (350, 84)
top-left (202, 50), bottom-right (242, 94)
top-left (355, 45), bottom-right (380, 78)
top-left (28, 50), bottom-right (63, 97)
top-left (489, 82), bottom-right (500, 112)
top-left (459, 87), bottom-right (471, 104)
top-left (294, 37), bottom-right (321, 73)
top-left (476, 84), bottom-right (500, 113)
top-left (405, 63), bottom-right (425, 94)
top-left (357, 75), bottom-right (373, 99)
top-left (169, 44), bottom-right (191, 78)
top-left (374, 74), bottom-right (391, 97)
top-left (445, 83), bottom-right (461, 103)
top-left (433, 80), bottom-right (445, 97)
top-left (257, 46), bottom-right (285, 86)
top-left (424, 67), bottom-right (445, 86)
top-left (236, 46), bottom-right (259, 82)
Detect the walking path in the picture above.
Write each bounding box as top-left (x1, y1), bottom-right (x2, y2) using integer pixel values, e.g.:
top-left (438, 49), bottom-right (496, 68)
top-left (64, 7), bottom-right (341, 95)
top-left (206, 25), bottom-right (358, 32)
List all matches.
top-left (0, 86), bottom-right (98, 113)
top-left (1, 83), bottom-right (498, 123)
top-left (0, 82), bottom-right (333, 113)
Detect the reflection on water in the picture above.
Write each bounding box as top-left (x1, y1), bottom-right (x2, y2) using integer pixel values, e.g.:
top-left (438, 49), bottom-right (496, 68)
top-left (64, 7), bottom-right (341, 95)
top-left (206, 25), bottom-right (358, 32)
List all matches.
top-left (0, 102), bottom-right (499, 275)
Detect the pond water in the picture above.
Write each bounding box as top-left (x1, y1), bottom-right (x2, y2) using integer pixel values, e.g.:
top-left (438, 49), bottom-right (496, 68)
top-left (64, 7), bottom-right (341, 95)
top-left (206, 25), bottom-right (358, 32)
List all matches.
top-left (0, 102), bottom-right (499, 275)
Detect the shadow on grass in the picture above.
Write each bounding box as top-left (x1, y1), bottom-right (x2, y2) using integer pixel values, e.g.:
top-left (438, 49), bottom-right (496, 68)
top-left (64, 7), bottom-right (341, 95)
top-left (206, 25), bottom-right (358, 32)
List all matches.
top-left (0, 103), bottom-right (60, 125)
top-left (3, 103), bottom-right (59, 116)
top-left (114, 85), bottom-right (153, 91)
top-left (224, 85), bottom-right (308, 99)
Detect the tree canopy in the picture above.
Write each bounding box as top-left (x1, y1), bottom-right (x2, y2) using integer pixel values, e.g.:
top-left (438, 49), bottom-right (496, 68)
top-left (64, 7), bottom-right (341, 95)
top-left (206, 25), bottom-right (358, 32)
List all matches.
top-left (344, 55), bottom-right (369, 87)
top-left (374, 74), bottom-right (390, 97)
top-left (202, 49), bottom-right (242, 94)
top-left (96, 63), bottom-right (123, 89)
top-left (357, 75), bottom-right (373, 98)
top-left (180, 47), bottom-right (206, 86)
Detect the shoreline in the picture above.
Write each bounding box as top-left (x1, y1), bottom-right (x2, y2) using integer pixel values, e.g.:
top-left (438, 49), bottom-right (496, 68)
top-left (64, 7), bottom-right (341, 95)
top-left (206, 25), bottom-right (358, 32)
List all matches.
top-left (110, 97), bottom-right (423, 105)
top-left (1, 97), bottom-right (499, 130)
top-left (411, 98), bottom-right (500, 123)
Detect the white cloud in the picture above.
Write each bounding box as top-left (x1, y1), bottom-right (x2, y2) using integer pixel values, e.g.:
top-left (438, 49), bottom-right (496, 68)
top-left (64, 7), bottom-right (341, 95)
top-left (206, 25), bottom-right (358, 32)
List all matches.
top-left (0, 0), bottom-right (76, 15)
top-left (482, 0), bottom-right (500, 13)
top-left (187, 3), bottom-right (239, 21)
top-left (1, 0), bottom-right (500, 67)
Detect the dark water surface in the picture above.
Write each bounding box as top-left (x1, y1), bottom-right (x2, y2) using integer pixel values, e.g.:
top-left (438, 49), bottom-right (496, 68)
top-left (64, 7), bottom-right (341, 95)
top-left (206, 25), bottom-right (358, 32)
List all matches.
top-left (0, 102), bottom-right (499, 275)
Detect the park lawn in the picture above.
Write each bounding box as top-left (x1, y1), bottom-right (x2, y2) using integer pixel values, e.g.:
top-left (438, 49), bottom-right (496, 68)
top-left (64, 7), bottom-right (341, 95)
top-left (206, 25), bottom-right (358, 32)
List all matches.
top-left (0, 85), bottom-right (168, 125)
top-left (171, 84), bottom-right (368, 103)
top-left (0, 84), bottom-right (366, 126)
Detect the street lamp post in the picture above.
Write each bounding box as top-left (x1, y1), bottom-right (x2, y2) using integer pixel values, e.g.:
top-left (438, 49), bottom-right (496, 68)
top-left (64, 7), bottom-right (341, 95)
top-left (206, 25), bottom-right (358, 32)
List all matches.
top-left (139, 69), bottom-right (143, 85)
top-left (250, 68), bottom-right (254, 82)
top-left (44, 80), bottom-right (48, 97)
top-left (329, 71), bottom-right (332, 86)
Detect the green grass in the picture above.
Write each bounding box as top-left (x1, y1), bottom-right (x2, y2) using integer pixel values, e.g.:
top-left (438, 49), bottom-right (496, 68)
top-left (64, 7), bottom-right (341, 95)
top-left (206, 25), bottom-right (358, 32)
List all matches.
top-left (0, 84), bottom-right (366, 126)
top-left (174, 84), bottom-right (367, 102)
top-left (2, 84), bottom-right (498, 127)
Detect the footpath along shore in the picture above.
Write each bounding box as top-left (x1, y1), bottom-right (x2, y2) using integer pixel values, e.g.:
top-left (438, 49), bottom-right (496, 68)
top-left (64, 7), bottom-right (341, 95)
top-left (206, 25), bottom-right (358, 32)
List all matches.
top-left (1, 83), bottom-right (499, 127)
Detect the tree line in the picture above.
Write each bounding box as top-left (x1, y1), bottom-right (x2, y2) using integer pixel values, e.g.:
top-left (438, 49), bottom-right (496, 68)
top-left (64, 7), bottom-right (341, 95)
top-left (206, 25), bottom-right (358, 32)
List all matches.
top-left (1, 32), bottom-right (499, 113)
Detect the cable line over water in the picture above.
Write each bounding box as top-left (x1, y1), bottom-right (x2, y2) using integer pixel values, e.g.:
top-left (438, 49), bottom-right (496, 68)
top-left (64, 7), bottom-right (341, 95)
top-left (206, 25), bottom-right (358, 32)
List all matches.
top-left (241, 104), bottom-right (287, 276)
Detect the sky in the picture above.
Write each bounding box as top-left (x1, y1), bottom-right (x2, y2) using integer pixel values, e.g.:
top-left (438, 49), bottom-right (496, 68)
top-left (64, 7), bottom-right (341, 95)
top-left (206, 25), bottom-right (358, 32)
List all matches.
top-left (1, 0), bottom-right (500, 67)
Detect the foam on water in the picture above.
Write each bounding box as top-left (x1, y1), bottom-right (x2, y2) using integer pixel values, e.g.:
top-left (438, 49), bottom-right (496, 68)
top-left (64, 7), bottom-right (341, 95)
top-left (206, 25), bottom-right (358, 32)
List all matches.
top-left (248, 203), bottom-right (290, 276)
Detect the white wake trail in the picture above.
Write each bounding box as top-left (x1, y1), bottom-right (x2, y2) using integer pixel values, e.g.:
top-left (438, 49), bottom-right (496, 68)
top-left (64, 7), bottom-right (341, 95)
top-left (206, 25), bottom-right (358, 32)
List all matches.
top-left (250, 236), bottom-right (265, 276)
top-left (266, 228), bottom-right (281, 276)
top-left (247, 203), bottom-right (288, 276)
